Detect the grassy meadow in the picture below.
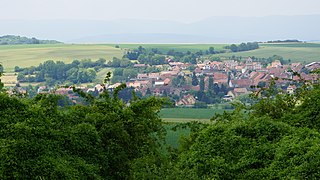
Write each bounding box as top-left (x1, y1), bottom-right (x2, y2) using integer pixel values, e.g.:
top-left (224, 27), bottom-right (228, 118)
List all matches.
top-left (214, 43), bottom-right (320, 63)
top-left (1, 42), bottom-right (319, 72)
top-left (0, 44), bottom-right (123, 71)
top-left (159, 107), bottom-right (228, 124)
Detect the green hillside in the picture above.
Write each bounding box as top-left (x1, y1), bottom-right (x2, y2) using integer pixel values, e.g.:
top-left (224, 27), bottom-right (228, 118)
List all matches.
top-left (214, 43), bottom-right (320, 63)
top-left (0, 44), bottom-right (123, 71)
top-left (0, 35), bottom-right (61, 45)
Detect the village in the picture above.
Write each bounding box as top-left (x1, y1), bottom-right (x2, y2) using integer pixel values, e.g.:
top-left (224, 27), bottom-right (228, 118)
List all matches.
top-left (36, 58), bottom-right (319, 106)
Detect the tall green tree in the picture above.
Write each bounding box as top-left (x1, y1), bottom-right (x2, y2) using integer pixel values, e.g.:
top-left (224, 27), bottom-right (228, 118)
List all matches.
top-left (191, 72), bottom-right (198, 86)
top-left (0, 83), bottom-right (166, 179)
top-left (199, 76), bottom-right (205, 92)
top-left (208, 76), bottom-right (214, 91)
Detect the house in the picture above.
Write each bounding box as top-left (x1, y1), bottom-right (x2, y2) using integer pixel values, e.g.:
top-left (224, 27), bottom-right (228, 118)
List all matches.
top-left (163, 78), bottom-right (171, 85)
top-left (305, 62), bottom-right (320, 71)
top-left (270, 60), bottom-right (282, 68)
top-left (291, 63), bottom-right (303, 72)
top-left (224, 91), bottom-right (236, 101)
top-left (137, 73), bottom-right (148, 80)
top-left (153, 88), bottom-right (161, 96)
top-left (37, 86), bottom-right (48, 94)
top-left (126, 81), bottom-right (141, 89)
top-left (154, 81), bottom-right (165, 86)
top-left (169, 62), bottom-right (184, 67)
top-left (133, 64), bottom-right (148, 68)
top-left (233, 88), bottom-right (249, 97)
top-left (287, 84), bottom-right (297, 94)
top-left (139, 80), bottom-right (152, 88)
top-left (94, 84), bottom-right (106, 92)
top-left (55, 87), bottom-right (73, 95)
top-left (232, 79), bottom-right (253, 88)
top-left (224, 60), bottom-right (238, 70)
top-left (108, 83), bottom-right (122, 90)
top-left (175, 94), bottom-right (196, 107)
top-left (194, 68), bottom-right (203, 76)
top-left (148, 73), bottom-right (161, 80)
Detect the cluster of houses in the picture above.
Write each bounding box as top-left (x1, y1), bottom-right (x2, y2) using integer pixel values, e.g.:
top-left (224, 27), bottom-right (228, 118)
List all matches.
top-left (29, 59), bottom-right (320, 106)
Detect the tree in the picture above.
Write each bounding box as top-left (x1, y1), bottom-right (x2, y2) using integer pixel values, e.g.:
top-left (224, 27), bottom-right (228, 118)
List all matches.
top-left (191, 72), bottom-right (199, 86)
top-left (208, 76), bottom-right (214, 91)
top-left (172, 75), bottom-right (186, 87)
top-left (0, 84), bottom-right (166, 179)
top-left (230, 44), bottom-right (238, 52)
top-left (199, 76), bottom-right (205, 92)
top-left (0, 64), bottom-right (3, 91)
top-left (208, 47), bottom-right (215, 54)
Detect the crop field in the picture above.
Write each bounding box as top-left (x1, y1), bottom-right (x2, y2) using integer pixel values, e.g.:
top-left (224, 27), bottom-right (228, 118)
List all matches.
top-left (113, 44), bottom-right (228, 53)
top-left (1, 73), bottom-right (18, 86)
top-left (159, 108), bottom-right (226, 120)
top-left (214, 43), bottom-right (320, 63)
top-left (0, 44), bottom-right (123, 71)
top-left (161, 108), bottom-right (230, 148)
top-left (2, 42), bottom-right (318, 72)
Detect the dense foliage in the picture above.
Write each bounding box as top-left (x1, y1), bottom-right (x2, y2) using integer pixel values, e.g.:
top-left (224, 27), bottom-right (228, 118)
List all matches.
top-left (129, 76), bottom-right (320, 179)
top-left (0, 73), bottom-right (166, 178)
top-left (225, 42), bottom-right (259, 52)
top-left (16, 59), bottom-right (106, 85)
top-left (0, 35), bottom-right (61, 45)
top-left (1, 64), bottom-right (319, 179)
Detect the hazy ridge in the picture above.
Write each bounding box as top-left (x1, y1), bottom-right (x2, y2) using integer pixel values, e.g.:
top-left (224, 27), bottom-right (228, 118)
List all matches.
top-left (0, 15), bottom-right (319, 43)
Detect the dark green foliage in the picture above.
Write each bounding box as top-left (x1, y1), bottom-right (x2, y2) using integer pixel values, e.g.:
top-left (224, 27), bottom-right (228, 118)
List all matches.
top-left (199, 76), bottom-right (205, 92)
top-left (225, 42), bottom-right (259, 52)
top-left (191, 72), bottom-right (198, 86)
top-left (0, 86), bottom-right (166, 179)
top-left (172, 75), bottom-right (186, 87)
top-left (0, 35), bottom-right (61, 45)
top-left (17, 59), bottom-right (100, 84)
top-left (168, 77), bottom-right (320, 179)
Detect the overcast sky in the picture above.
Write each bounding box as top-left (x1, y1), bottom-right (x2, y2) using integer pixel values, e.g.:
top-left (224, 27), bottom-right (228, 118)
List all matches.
top-left (1, 0), bottom-right (320, 23)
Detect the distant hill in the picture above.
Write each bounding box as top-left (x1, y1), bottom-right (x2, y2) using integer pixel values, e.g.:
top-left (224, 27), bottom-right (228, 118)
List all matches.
top-left (0, 15), bottom-right (320, 43)
top-left (0, 35), bottom-right (62, 45)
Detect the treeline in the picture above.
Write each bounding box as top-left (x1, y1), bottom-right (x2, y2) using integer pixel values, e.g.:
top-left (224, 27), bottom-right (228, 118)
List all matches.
top-left (0, 35), bottom-right (61, 45)
top-left (266, 39), bottom-right (302, 43)
top-left (16, 59), bottom-right (107, 85)
top-left (124, 46), bottom-right (220, 64)
top-left (225, 42), bottom-right (259, 52)
top-left (124, 43), bottom-right (259, 65)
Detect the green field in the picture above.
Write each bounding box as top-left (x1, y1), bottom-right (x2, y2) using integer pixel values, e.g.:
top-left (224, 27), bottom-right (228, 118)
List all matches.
top-left (1, 43), bottom-right (319, 72)
top-left (0, 44), bottom-right (123, 71)
top-left (214, 43), bottom-right (320, 63)
top-left (159, 108), bottom-right (226, 120)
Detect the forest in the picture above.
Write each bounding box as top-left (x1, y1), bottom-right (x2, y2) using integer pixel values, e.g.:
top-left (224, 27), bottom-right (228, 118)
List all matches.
top-left (0, 35), bottom-right (61, 45)
top-left (1, 64), bottom-right (320, 179)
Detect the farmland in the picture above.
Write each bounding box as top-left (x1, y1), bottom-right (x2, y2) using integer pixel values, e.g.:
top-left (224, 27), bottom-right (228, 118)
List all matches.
top-left (214, 43), bottom-right (320, 63)
top-left (1, 42), bottom-right (319, 72)
top-left (0, 44), bottom-right (123, 71)
top-left (160, 107), bottom-right (229, 148)
top-left (159, 107), bottom-right (228, 124)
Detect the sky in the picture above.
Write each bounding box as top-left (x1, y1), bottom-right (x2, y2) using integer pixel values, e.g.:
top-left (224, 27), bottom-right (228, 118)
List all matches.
top-left (1, 0), bottom-right (320, 23)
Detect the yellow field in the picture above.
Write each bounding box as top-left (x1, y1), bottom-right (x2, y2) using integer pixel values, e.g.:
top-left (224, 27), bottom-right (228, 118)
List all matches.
top-left (1, 73), bottom-right (18, 86)
top-left (0, 44), bottom-right (123, 71)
